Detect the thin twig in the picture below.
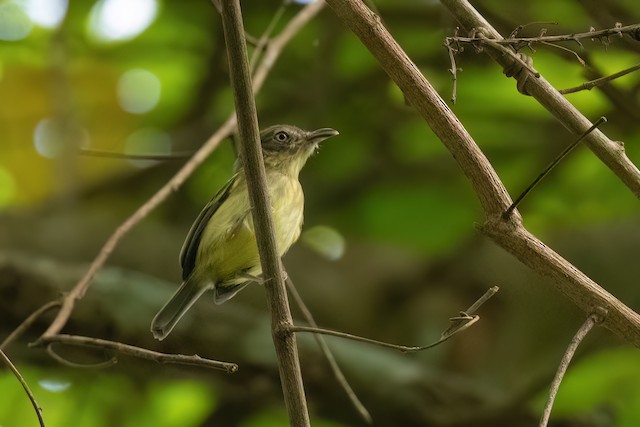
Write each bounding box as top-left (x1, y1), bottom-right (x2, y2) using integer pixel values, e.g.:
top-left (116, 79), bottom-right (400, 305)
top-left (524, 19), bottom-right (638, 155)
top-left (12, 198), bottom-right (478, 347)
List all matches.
top-left (292, 287), bottom-right (497, 353)
top-left (286, 278), bottom-right (372, 425)
top-left (79, 148), bottom-right (193, 161)
top-left (249, 0), bottom-right (290, 72)
top-left (503, 117), bottom-right (607, 219)
top-left (454, 23), bottom-right (640, 46)
top-left (539, 41), bottom-right (585, 66)
top-left (38, 334), bottom-right (238, 373)
top-left (445, 36), bottom-right (460, 104)
top-left (45, 343), bottom-right (118, 369)
top-left (539, 311), bottom-right (605, 427)
top-left (0, 349), bottom-right (46, 427)
top-left (292, 317), bottom-right (479, 352)
top-left (560, 63), bottom-right (640, 94)
top-left (40, 0), bottom-right (325, 339)
top-left (1, 301), bottom-right (61, 350)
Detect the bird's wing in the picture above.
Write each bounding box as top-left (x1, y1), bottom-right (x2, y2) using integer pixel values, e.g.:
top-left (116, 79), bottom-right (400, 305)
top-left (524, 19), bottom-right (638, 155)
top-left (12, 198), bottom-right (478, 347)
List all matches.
top-left (179, 173), bottom-right (240, 280)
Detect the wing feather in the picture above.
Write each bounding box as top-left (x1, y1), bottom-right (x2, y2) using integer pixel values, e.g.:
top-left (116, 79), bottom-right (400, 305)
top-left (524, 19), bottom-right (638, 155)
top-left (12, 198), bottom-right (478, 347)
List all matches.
top-left (179, 173), bottom-right (239, 279)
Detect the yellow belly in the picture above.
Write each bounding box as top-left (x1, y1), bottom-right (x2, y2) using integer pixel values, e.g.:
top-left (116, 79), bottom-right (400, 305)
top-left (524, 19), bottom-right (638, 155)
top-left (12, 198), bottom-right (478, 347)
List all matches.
top-left (196, 171), bottom-right (304, 284)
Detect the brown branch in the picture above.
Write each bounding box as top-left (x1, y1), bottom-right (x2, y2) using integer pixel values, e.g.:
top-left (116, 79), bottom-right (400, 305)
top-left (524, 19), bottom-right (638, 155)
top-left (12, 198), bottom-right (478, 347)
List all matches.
top-left (220, 1), bottom-right (310, 426)
top-left (560, 63), bottom-right (640, 94)
top-left (538, 311), bottom-right (605, 427)
top-left (286, 278), bottom-right (372, 425)
top-left (38, 334), bottom-right (238, 373)
top-left (325, 0), bottom-right (640, 346)
top-left (440, 0), bottom-right (640, 198)
top-left (0, 349), bottom-right (46, 427)
top-left (326, 0), bottom-right (513, 219)
top-left (40, 0), bottom-right (325, 339)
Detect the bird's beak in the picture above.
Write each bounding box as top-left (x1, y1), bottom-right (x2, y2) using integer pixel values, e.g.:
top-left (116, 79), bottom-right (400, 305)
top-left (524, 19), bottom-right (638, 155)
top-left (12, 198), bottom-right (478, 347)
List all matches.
top-left (308, 128), bottom-right (339, 144)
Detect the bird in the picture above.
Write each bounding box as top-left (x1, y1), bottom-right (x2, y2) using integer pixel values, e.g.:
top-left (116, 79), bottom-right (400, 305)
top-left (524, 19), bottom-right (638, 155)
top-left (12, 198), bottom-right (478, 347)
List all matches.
top-left (151, 124), bottom-right (339, 340)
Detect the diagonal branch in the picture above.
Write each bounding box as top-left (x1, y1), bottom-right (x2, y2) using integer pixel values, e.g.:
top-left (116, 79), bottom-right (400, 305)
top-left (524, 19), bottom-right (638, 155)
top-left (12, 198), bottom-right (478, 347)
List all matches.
top-left (440, 0), bottom-right (640, 198)
top-left (324, 0), bottom-right (640, 346)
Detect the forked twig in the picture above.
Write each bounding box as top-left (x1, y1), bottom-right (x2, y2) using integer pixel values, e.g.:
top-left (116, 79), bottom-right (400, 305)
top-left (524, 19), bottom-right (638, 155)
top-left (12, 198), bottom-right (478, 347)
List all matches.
top-left (0, 349), bottom-right (46, 427)
top-left (503, 117), bottom-right (607, 219)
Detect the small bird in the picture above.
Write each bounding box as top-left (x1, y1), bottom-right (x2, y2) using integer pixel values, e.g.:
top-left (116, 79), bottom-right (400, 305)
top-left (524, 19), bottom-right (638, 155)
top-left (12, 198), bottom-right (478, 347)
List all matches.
top-left (151, 125), bottom-right (339, 340)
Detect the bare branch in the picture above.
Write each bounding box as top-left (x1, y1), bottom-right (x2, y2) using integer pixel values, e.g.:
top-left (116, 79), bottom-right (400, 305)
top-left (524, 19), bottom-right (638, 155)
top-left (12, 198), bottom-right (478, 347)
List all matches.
top-left (455, 23), bottom-right (640, 47)
top-left (220, 0), bottom-right (311, 425)
top-left (560, 63), bottom-right (640, 94)
top-left (0, 349), bottom-right (46, 427)
top-left (441, 0), bottom-right (640, 198)
top-left (38, 334), bottom-right (238, 373)
top-left (325, 0), bottom-right (640, 345)
top-left (539, 311), bottom-right (606, 427)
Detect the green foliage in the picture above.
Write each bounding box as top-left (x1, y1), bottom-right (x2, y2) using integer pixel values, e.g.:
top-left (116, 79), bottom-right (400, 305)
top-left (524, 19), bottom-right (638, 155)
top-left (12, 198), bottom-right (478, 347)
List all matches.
top-left (531, 348), bottom-right (640, 426)
top-left (0, 367), bottom-right (216, 427)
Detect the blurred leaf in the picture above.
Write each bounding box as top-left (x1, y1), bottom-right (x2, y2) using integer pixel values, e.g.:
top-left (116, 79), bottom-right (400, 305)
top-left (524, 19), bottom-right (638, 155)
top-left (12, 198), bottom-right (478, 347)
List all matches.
top-left (531, 348), bottom-right (640, 426)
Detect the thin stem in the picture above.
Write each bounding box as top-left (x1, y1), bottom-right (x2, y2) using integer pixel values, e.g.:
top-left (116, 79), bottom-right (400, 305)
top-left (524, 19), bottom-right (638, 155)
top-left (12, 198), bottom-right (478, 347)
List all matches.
top-left (39, 334), bottom-right (238, 373)
top-left (249, 0), bottom-right (290, 72)
top-left (220, 1), bottom-right (309, 425)
top-left (454, 23), bottom-right (640, 46)
top-left (292, 286), bottom-right (497, 353)
top-left (286, 278), bottom-right (372, 424)
top-left (0, 349), bottom-right (46, 427)
top-left (503, 117), bottom-right (607, 219)
top-left (539, 311), bottom-right (605, 427)
top-left (292, 316), bottom-right (478, 353)
top-left (560, 63), bottom-right (640, 94)
top-left (79, 148), bottom-right (193, 161)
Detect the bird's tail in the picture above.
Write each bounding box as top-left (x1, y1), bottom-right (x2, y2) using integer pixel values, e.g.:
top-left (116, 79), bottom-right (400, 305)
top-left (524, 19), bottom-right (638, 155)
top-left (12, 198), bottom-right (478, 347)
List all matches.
top-left (151, 277), bottom-right (209, 341)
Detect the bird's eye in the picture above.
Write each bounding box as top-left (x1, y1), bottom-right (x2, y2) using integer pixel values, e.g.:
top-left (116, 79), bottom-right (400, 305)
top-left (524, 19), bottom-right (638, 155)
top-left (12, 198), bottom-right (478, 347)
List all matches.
top-left (274, 131), bottom-right (289, 142)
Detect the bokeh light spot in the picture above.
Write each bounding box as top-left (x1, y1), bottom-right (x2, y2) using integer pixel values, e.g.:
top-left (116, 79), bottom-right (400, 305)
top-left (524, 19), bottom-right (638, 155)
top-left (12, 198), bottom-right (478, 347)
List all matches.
top-left (0, 167), bottom-right (17, 207)
top-left (88, 0), bottom-right (158, 42)
top-left (0, 1), bottom-right (32, 41)
top-left (39, 378), bottom-right (72, 393)
top-left (34, 119), bottom-right (65, 158)
top-left (124, 128), bottom-right (171, 168)
top-left (117, 69), bottom-right (161, 114)
top-left (33, 118), bottom-right (90, 158)
top-left (23, 0), bottom-right (68, 29)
